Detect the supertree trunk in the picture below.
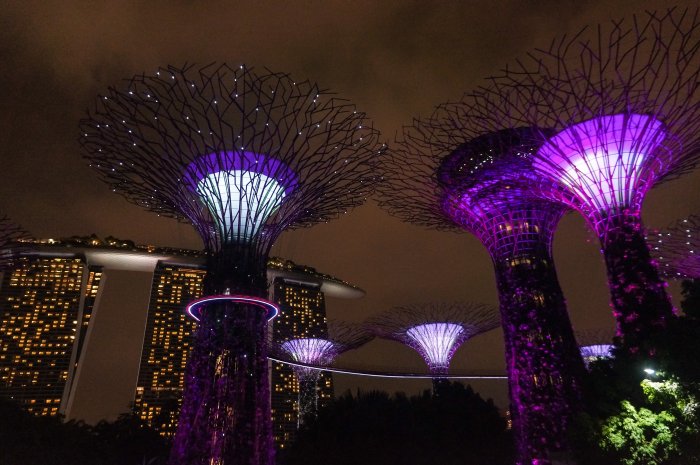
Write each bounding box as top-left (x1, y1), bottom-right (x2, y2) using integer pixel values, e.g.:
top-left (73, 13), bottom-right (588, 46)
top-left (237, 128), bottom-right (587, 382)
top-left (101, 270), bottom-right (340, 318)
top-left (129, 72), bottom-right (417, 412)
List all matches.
top-left (170, 250), bottom-right (273, 465)
top-left (599, 214), bottom-right (674, 356)
top-left (494, 255), bottom-right (585, 465)
top-left (297, 372), bottom-right (320, 427)
top-left (431, 376), bottom-right (450, 395)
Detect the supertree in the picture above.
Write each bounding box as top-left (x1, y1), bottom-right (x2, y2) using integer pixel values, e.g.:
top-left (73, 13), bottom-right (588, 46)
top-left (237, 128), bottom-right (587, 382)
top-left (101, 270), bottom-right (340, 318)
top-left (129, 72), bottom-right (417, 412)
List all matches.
top-left (576, 329), bottom-right (615, 369)
top-left (367, 303), bottom-right (499, 391)
top-left (461, 8), bottom-right (700, 356)
top-left (79, 63), bottom-right (382, 465)
top-left (648, 215), bottom-right (700, 280)
top-left (276, 321), bottom-right (372, 427)
top-left (377, 118), bottom-right (587, 463)
top-left (0, 216), bottom-right (30, 269)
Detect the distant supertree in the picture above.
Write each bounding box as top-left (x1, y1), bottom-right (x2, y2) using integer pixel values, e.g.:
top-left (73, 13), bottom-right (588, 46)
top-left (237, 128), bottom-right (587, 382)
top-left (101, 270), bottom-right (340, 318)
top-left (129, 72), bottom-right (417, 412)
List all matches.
top-left (277, 321), bottom-right (372, 427)
top-left (367, 303), bottom-right (499, 390)
top-left (377, 119), bottom-right (586, 462)
top-left (576, 329), bottom-right (615, 369)
top-left (80, 63), bottom-right (383, 465)
top-left (0, 216), bottom-right (30, 270)
top-left (648, 215), bottom-right (700, 280)
top-left (461, 9), bottom-right (700, 356)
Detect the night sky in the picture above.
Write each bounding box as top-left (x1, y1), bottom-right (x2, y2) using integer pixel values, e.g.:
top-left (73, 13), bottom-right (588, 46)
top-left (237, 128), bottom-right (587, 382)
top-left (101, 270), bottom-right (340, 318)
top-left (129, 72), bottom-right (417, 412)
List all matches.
top-left (2, 0), bottom-right (699, 412)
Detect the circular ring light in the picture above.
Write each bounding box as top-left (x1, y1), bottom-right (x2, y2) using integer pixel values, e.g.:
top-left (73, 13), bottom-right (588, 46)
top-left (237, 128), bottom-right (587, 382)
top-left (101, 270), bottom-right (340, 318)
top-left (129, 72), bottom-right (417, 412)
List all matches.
top-left (186, 294), bottom-right (279, 322)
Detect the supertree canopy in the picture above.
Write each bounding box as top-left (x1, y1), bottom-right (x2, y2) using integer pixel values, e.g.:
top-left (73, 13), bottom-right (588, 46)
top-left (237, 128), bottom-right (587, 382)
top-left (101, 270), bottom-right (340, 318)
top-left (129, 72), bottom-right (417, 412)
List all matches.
top-left (461, 8), bottom-right (700, 356)
top-left (277, 321), bottom-right (372, 427)
top-left (367, 303), bottom-right (499, 385)
top-left (649, 215), bottom-right (700, 280)
top-left (576, 329), bottom-right (615, 369)
top-left (377, 116), bottom-right (586, 463)
top-left (80, 63), bottom-right (383, 465)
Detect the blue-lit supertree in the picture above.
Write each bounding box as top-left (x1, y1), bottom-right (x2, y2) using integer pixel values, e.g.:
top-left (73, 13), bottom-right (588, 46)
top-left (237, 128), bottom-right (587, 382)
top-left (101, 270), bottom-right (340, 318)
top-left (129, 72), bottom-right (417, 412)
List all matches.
top-left (80, 63), bottom-right (383, 465)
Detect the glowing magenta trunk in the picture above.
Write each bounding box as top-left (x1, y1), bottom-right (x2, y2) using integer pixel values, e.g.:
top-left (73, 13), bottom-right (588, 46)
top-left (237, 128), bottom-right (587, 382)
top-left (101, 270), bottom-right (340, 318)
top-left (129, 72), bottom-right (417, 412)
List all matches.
top-left (443, 190), bottom-right (583, 463)
top-left (536, 114), bottom-right (675, 354)
top-left (170, 302), bottom-right (272, 465)
top-left (170, 253), bottom-right (276, 465)
top-left (487, 206), bottom-right (583, 464)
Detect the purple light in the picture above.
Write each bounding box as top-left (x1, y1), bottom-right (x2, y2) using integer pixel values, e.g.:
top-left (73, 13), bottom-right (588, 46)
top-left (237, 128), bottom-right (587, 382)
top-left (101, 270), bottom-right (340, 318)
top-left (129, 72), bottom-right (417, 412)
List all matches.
top-left (579, 344), bottom-right (613, 367)
top-left (183, 151), bottom-right (298, 242)
top-left (185, 294), bottom-right (279, 322)
top-left (536, 114), bottom-right (666, 227)
top-left (405, 323), bottom-right (465, 374)
top-left (280, 338), bottom-right (337, 366)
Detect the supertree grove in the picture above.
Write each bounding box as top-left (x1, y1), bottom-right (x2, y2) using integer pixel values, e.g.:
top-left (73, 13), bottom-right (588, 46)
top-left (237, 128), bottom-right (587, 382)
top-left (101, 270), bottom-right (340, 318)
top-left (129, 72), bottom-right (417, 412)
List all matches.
top-left (276, 321), bottom-right (372, 427)
top-left (377, 119), bottom-right (586, 463)
top-left (367, 303), bottom-right (499, 390)
top-left (79, 63), bottom-right (383, 465)
top-left (649, 215), bottom-right (700, 280)
top-left (461, 8), bottom-right (700, 356)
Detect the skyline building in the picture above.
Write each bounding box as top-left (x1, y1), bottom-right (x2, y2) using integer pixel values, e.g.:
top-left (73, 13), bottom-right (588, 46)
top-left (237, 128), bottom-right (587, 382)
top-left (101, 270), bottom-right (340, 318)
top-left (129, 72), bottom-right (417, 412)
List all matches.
top-left (0, 255), bottom-right (88, 415)
top-left (133, 263), bottom-right (206, 435)
top-left (0, 236), bottom-right (362, 445)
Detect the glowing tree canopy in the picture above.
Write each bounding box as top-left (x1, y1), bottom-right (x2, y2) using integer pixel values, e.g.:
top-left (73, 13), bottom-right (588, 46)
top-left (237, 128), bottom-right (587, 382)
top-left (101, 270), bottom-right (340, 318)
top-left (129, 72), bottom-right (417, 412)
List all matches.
top-left (277, 321), bottom-right (372, 427)
top-left (0, 216), bottom-right (30, 270)
top-left (376, 115), bottom-right (586, 463)
top-left (649, 215), bottom-right (700, 280)
top-left (368, 303), bottom-right (499, 380)
top-left (80, 63), bottom-right (383, 465)
top-left (576, 329), bottom-right (615, 369)
top-left (460, 9), bottom-right (700, 356)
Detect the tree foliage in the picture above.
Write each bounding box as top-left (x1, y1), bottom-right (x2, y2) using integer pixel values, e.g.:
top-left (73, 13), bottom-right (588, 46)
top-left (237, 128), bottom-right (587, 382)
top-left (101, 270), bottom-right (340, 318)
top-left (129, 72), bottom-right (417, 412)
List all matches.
top-left (570, 279), bottom-right (700, 465)
top-left (0, 398), bottom-right (169, 465)
top-left (281, 382), bottom-right (513, 465)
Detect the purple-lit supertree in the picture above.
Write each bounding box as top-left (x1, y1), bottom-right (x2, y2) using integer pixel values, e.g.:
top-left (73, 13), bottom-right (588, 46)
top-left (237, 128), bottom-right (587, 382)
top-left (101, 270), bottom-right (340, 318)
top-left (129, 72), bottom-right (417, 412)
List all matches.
top-left (648, 215), bottom-right (700, 280)
top-left (276, 321), bottom-right (372, 427)
top-left (79, 63), bottom-right (382, 465)
top-left (575, 329), bottom-right (615, 369)
top-left (377, 121), bottom-right (587, 463)
top-left (463, 9), bottom-right (700, 356)
top-left (367, 303), bottom-right (499, 391)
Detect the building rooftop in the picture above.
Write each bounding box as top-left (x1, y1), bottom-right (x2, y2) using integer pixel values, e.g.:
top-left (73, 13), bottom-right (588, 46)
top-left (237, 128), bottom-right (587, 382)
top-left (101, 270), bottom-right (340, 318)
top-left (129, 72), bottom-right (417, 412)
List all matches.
top-left (10, 235), bottom-right (364, 298)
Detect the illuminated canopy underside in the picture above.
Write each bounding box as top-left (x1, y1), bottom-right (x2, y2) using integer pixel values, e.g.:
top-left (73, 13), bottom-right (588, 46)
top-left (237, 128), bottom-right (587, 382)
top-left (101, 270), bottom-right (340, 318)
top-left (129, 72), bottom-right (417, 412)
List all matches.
top-left (280, 338), bottom-right (337, 366)
top-left (536, 114), bottom-right (666, 221)
top-left (184, 151), bottom-right (297, 243)
top-left (579, 344), bottom-right (613, 362)
top-left (405, 323), bottom-right (465, 373)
